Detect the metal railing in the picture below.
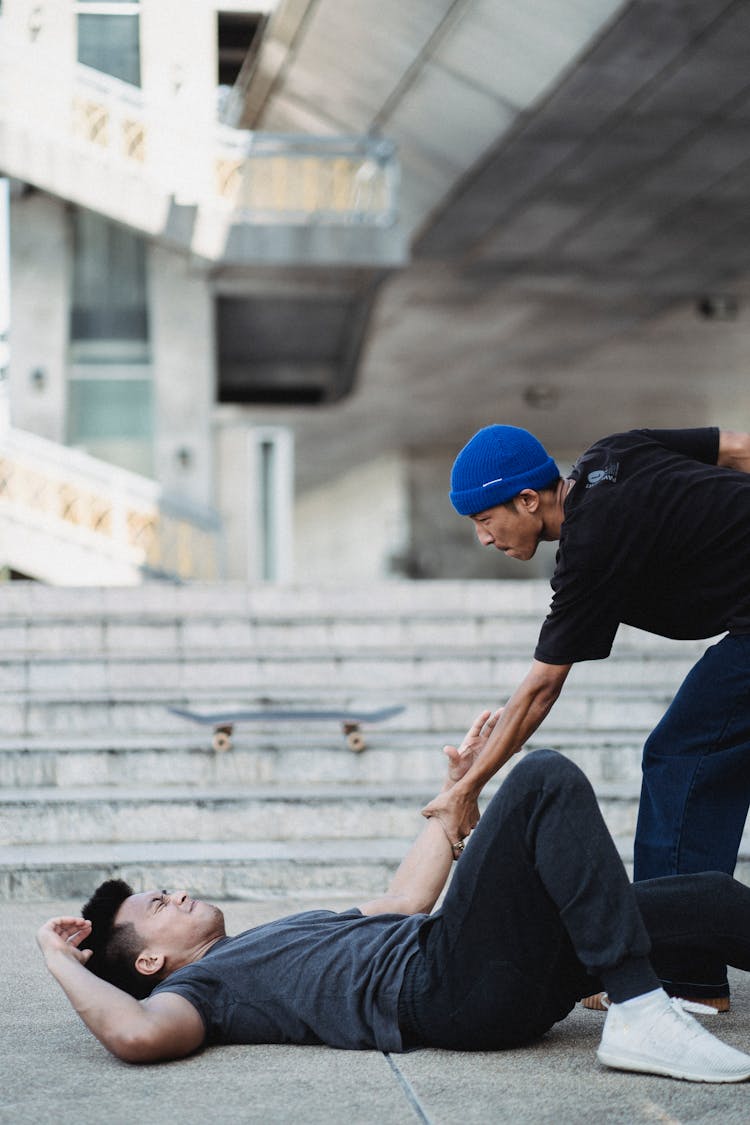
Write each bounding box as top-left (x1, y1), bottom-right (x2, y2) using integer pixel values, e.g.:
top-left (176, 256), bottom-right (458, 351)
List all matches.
top-left (0, 427), bottom-right (223, 583)
top-left (213, 130), bottom-right (397, 226)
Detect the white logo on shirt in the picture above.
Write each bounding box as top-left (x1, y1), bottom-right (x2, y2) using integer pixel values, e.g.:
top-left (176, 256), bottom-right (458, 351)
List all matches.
top-left (586, 461), bottom-right (619, 488)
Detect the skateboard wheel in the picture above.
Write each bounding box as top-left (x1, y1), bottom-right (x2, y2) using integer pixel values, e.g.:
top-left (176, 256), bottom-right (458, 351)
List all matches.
top-left (346, 730), bottom-right (366, 753)
top-left (212, 729), bottom-right (233, 753)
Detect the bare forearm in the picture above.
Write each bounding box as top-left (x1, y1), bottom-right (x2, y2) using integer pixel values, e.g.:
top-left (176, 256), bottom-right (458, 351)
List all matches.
top-left (456, 662), bottom-right (569, 798)
top-left (718, 430), bottom-right (750, 472)
top-left (359, 811), bottom-right (453, 916)
top-left (45, 951), bottom-right (150, 1059)
top-left (387, 817), bottom-right (454, 911)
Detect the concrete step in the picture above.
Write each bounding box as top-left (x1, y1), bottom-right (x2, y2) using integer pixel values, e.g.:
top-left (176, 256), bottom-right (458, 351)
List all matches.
top-left (0, 580), bottom-right (556, 619)
top-left (0, 688), bottom-right (686, 749)
top-left (0, 616), bottom-right (711, 660)
top-left (0, 837), bottom-right (410, 902)
top-left (4, 833), bottom-right (750, 903)
top-left (0, 651), bottom-right (701, 696)
top-left (0, 784), bottom-right (438, 846)
top-left (7, 778), bottom-right (741, 849)
top-left (1, 616), bottom-right (548, 657)
top-left (0, 779), bottom-right (645, 847)
top-left (0, 579), bottom-right (712, 653)
top-left (0, 732), bottom-right (649, 789)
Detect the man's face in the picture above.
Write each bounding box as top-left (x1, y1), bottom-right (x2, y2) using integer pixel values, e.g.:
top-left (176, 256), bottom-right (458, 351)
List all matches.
top-left (116, 889), bottom-right (226, 971)
top-left (470, 493), bottom-right (543, 561)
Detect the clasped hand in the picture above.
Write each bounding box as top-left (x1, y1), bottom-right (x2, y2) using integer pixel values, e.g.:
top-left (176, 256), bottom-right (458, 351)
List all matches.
top-left (421, 708), bottom-right (502, 848)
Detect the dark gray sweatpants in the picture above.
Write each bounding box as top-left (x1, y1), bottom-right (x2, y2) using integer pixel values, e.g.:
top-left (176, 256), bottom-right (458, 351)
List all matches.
top-left (398, 750), bottom-right (750, 1050)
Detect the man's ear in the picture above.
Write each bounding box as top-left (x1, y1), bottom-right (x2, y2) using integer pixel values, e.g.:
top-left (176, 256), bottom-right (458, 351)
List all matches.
top-left (135, 950), bottom-right (166, 977)
top-left (515, 489), bottom-right (541, 513)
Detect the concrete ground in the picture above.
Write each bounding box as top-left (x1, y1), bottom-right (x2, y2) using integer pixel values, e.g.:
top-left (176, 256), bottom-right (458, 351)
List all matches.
top-left (3, 896), bottom-right (750, 1125)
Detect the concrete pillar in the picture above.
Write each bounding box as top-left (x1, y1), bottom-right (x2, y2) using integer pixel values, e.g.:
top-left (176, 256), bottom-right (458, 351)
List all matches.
top-left (148, 244), bottom-right (214, 506)
top-left (0, 178), bottom-right (10, 433)
top-left (140, 0), bottom-right (218, 203)
top-left (8, 192), bottom-right (68, 443)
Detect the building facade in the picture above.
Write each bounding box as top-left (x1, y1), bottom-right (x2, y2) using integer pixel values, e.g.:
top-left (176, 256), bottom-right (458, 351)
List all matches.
top-left (3, 0), bottom-right (749, 585)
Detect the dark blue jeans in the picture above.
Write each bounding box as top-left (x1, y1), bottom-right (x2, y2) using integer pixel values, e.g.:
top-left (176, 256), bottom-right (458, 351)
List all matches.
top-left (634, 633), bottom-right (750, 996)
top-left (398, 750), bottom-right (750, 1051)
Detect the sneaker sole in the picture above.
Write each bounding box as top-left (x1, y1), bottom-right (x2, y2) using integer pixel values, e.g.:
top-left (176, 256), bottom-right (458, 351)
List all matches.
top-left (583, 992), bottom-right (730, 1013)
top-left (596, 1047), bottom-right (750, 1083)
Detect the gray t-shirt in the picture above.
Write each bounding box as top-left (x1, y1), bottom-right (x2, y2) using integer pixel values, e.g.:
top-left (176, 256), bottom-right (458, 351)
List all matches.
top-left (152, 907), bottom-right (423, 1051)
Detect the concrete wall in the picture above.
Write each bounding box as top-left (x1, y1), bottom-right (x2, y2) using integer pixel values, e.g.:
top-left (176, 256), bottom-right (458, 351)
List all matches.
top-left (294, 452), bottom-right (411, 584)
top-left (149, 246), bottom-right (215, 507)
top-left (215, 419), bottom-right (253, 581)
top-left (4, 0), bottom-right (76, 58)
top-left (141, 0), bottom-right (216, 113)
top-left (8, 191), bottom-right (68, 443)
top-left (140, 0), bottom-right (218, 199)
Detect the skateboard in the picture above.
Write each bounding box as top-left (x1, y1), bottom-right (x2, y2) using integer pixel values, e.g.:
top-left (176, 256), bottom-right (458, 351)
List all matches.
top-left (168, 704), bottom-right (405, 753)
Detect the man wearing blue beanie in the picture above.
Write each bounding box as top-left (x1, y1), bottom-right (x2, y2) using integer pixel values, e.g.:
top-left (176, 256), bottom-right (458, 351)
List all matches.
top-left (424, 424), bottom-right (750, 1012)
top-left (448, 424), bottom-right (562, 524)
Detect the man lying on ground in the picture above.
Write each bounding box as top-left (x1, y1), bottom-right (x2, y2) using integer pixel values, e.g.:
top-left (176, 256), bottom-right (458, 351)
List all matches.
top-left (38, 711), bottom-right (750, 1082)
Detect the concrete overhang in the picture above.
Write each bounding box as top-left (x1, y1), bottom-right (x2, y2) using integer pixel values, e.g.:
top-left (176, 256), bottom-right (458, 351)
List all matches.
top-left (236, 0), bottom-right (750, 488)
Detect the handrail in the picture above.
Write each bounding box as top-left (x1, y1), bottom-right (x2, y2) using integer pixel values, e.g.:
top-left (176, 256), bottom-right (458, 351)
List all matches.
top-left (0, 427), bottom-right (223, 582)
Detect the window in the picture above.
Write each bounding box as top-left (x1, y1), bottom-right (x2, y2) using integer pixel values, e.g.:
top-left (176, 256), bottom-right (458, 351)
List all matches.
top-left (217, 11), bottom-right (265, 87)
top-left (76, 1), bottom-right (141, 86)
top-left (68, 209), bottom-right (152, 475)
top-left (70, 210), bottom-right (149, 352)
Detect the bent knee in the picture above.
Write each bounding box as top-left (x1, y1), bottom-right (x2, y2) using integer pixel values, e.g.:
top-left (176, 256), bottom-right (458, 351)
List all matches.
top-left (511, 748), bottom-right (584, 788)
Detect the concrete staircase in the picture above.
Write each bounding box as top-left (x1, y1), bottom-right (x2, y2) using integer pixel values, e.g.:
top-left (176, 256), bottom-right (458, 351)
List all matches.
top-left (1, 580), bottom-right (747, 902)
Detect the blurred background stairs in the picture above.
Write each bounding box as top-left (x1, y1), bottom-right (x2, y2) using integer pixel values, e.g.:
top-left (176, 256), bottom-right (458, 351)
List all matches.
top-left (2, 580), bottom-right (747, 903)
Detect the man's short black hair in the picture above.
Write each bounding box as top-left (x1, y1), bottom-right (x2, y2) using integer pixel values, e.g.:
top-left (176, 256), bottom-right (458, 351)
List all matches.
top-left (501, 478), bottom-right (561, 508)
top-left (80, 879), bottom-right (160, 999)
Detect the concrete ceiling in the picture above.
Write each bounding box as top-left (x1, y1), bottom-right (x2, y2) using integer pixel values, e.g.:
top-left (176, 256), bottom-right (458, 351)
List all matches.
top-left (236, 0), bottom-right (750, 491)
top-left (246, 0), bottom-right (626, 239)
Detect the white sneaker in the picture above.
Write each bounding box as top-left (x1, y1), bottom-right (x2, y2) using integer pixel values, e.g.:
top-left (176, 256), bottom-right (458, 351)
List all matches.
top-left (597, 988), bottom-right (750, 1082)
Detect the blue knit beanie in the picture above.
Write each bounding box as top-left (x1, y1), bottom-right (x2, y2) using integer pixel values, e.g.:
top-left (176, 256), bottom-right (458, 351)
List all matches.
top-left (450, 425), bottom-right (559, 516)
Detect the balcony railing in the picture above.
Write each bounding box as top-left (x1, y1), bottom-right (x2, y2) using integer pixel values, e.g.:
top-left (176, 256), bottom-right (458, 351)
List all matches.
top-left (0, 427), bottom-right (223, 584)
top-left (0, 24), bottom-right (399, 231)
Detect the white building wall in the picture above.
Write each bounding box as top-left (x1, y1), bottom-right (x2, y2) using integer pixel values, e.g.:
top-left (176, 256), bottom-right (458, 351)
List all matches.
top-left (4, 0), bottom-right (76, 57)
top-left (140, 0), bottom-right (218, 202)
top-left (8, 193), bottom-right (69, 443)
top-left (141, 0), bottom-right (217, 110)
top-left (294, 452), bottom-right (411, 584)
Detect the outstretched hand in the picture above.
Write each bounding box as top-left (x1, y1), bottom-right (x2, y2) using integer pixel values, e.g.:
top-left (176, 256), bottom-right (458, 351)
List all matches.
top-left (421, 708), bottom-right (503, 847)
top-left (442, 708), bottom-right (503, 788)
top-left (37, 917), bottom-right (94, 966)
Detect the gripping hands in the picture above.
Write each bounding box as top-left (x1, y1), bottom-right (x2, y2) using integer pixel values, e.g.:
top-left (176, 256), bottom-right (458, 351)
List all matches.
top-left (422, 708), bottom-right (502, 851)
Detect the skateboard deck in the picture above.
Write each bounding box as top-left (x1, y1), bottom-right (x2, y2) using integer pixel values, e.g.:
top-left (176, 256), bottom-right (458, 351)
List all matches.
top-left (168, 704), bottom-right (405, 753)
